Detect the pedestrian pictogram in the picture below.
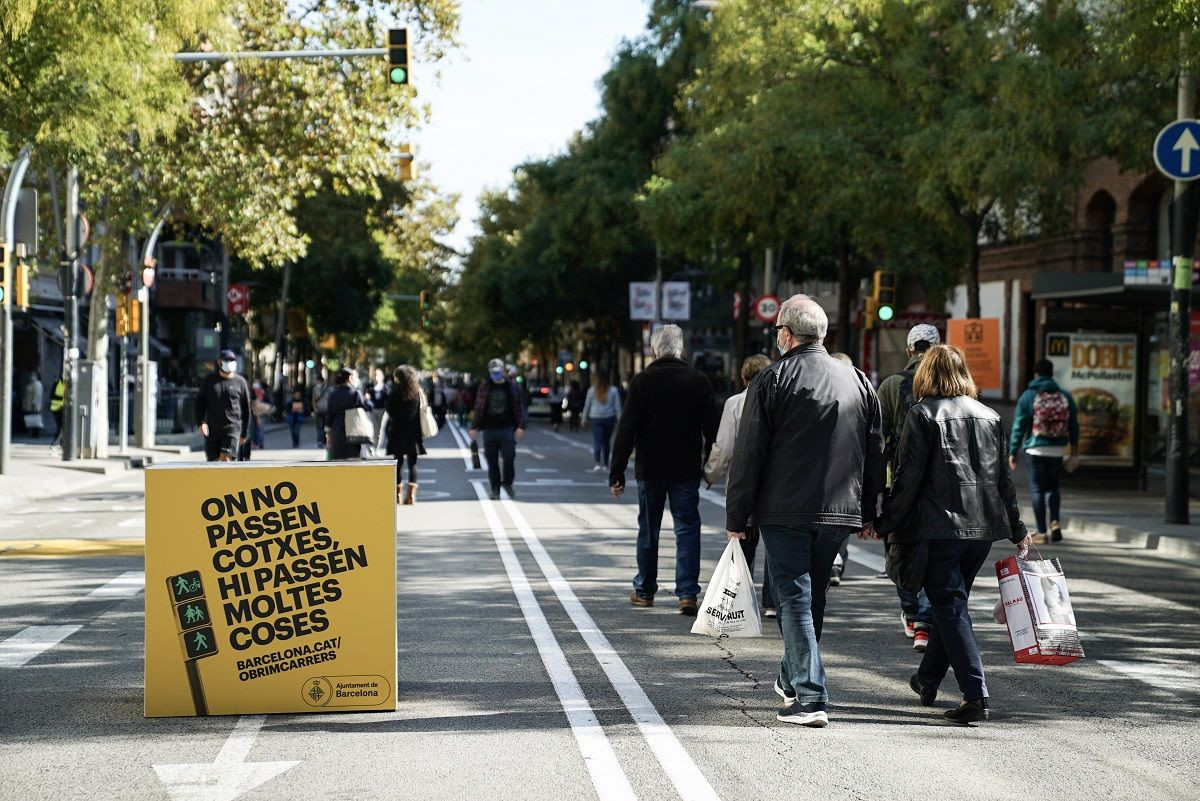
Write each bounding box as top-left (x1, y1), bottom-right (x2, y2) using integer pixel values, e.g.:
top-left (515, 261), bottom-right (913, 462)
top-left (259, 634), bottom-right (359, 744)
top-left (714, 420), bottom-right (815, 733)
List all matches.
top-left (182, 627), bottom-right (217, 660)
top-left (1154, 120), bottom-right (1200, 182)
top-left (175, 599), bottom-right (210, 630)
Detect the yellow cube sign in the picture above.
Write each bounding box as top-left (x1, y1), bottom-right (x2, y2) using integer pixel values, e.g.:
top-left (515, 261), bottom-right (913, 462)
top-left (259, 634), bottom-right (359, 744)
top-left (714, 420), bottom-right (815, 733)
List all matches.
top-left (145, 461), bottom-right (396, 717)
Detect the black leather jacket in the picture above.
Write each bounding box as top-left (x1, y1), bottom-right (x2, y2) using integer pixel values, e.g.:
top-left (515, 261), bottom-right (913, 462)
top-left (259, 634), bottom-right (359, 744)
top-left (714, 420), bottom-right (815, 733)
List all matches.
top-left (725, 344), bottom-right (885, 532)
top-left (876, 395), bottom-right (1027, 542)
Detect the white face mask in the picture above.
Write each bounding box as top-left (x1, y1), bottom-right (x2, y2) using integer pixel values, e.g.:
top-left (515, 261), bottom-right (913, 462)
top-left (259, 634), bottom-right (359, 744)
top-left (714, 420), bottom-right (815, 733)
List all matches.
top-left (220, 360), bottom-right (237, 374)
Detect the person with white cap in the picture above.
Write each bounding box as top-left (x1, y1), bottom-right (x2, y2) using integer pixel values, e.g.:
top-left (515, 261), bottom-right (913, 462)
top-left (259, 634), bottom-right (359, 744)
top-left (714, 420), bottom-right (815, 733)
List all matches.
top-left (469, 358), bottom-right (526, 500)
top-left (876, 323), bottom-right (941, 652)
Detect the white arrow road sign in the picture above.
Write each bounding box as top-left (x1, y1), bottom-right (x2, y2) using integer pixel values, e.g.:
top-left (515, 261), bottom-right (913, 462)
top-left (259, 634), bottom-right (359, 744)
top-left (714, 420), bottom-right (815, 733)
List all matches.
top-left (154, 715), bottom-right (298, 801)
top-left (1175, 127), bottom-right (1200, 175)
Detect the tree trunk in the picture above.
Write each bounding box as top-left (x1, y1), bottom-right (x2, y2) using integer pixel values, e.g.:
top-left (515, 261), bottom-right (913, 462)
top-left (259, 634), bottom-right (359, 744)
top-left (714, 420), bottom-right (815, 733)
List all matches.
top-left (733, 251), bottom-right (753, 384)
top-left (85, 241), bottom-right (112, 459)
top-left (836, 224), bottom-right (853, 354)
top-left (273, 262), bottom-right (291, 392)
top-left (965, 216), bottom-right (982, 319)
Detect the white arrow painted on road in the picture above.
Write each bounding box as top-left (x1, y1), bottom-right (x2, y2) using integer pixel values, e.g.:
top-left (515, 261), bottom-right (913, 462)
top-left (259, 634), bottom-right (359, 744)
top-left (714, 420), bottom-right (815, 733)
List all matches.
top-left (154, 715), bottom-right (298, 801)
top-left (1175, 127), bottom-right (1200, 174)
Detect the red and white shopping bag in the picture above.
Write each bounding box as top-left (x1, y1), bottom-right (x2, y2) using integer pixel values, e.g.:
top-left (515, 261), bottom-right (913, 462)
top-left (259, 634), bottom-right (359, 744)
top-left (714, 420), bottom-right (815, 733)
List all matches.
top-left (995, 555), bottom-right (1085, 666)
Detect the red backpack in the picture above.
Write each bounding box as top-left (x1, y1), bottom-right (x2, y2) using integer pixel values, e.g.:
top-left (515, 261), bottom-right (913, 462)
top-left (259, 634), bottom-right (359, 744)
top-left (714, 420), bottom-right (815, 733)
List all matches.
top-left (1031, 391), bottom-right (1069, 440)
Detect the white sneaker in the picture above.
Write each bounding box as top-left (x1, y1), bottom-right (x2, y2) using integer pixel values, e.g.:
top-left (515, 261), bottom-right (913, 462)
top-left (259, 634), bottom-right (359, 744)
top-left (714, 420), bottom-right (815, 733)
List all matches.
top-left (591, 464), bottom-right (604, 472)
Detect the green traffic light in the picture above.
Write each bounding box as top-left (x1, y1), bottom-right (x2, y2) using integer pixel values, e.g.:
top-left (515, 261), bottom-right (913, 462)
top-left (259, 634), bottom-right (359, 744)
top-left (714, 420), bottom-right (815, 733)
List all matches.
top-left (555, 366), bottom-right (564, 375)
top-left (579, 360), bottom-right (589, 370)
top-left (390, 67), bottom-right (408, 84)
top-left (877, 304), bottom-right (895, 322)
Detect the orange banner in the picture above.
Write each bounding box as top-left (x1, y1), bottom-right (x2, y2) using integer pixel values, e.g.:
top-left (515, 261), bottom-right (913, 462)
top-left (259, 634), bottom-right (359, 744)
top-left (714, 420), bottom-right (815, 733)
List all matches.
top-left (947, 318), bottom-right (1001, 390)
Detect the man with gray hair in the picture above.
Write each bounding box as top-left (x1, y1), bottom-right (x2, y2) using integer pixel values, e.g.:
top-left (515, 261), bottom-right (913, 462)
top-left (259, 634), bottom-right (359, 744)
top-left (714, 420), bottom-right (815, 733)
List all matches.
top-left (725, 295), bottom-right (885, 727)
top-left (610, 324), bottom-right (718, 616)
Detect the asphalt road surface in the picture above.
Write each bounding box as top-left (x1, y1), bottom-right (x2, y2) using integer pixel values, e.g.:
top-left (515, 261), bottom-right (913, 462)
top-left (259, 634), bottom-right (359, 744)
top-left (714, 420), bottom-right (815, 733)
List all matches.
top-left (2, 418), bottom-right (1198, 800)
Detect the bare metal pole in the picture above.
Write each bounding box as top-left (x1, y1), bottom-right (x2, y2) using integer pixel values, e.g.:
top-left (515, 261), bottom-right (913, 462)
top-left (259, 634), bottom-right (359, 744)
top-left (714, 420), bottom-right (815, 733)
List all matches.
top-left (0, 145), bottom-right (33, 474)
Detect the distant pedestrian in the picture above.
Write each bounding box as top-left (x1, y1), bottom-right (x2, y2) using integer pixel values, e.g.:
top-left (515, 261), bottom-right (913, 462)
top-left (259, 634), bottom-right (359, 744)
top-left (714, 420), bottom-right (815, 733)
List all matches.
top-left (430, 377), bottom-right (449, 430)
top-left (249, 381), bottom-right (268, 450)
top-left (565, 380), bottom-right (584, 431)
top-left (1009, 359), bottom-right (1079, 545)
top-left (877, 324), bottom-right (940, 651)
top-left (457, 383), bottom-right (474, 426)
top-left (581, 372), bottom-right (622, 472)
top-left (470, 358), bottom-right (527, 500)
top-left (21, 372), bottom-right (43, 437)
top-left (286, 389), bottom-right (307, 447)
top-left (703, 354), bottom-right (775, 615)
top-left (610, 324), bottom-right (718, 617)
top-left (385, 365), bottom-right (425, 505)
top-left (311, 373), bottom-right (331, 447)
top-left (49, 377), bottom-right (65, 447)
top-left (196, 350), bottom-right (251, 462)
top-left (725, 296), bottom-right (884, 727)
top-left (325, 368), bottom-right (373, 461)
top-left (875, 344), bottom-right (1030, 724)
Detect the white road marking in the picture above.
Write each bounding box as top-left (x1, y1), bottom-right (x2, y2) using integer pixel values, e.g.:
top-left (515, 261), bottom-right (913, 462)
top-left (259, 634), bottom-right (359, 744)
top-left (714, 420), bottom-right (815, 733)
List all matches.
top-left (516, 446), bottom-right (547, 461)
top-left (526, 468), bottom-right (560, 474)
top-left (154, 715), bottom-right (299, 801)
top-left (0, 625), bottom-right (83, 668)
top-left (543, 430), bottom-right (593, 452)
top-left (70, 517), bottom-right (95, 529)
top-left (86, 571), bottom-right (145, 599)
top-left (846, 544), bottom-right (885, 573)
top-left (118, 517), bottom-right (143, 528)
top-left (499, 496), bottom-right (722, 801)
top-left (471, 482), bottom-right (635, 801)
top-left (1099, 660), bottom-right (1200, 695)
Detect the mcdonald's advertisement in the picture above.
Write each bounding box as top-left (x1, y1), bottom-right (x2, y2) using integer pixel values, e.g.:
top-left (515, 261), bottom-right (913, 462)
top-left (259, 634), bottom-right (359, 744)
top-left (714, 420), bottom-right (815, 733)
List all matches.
top-left (1045, 331), bottom-right (1137, 464)
top-left (144, 461), bottom-right (397, 717)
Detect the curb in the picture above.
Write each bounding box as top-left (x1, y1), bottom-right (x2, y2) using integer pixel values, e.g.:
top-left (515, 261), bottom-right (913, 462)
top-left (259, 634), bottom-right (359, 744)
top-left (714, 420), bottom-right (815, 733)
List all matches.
top-left (1059, 517), bottom-right (1200, 561)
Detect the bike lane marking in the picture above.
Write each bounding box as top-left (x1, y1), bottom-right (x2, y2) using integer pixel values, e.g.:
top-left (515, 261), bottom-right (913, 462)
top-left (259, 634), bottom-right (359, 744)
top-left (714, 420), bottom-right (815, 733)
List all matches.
top-left (499, 496), bottom-right (722, 801)
top-left (471, 481), bottom-right (635, 801)
top-left (0, 624), bottom-right (83, 667)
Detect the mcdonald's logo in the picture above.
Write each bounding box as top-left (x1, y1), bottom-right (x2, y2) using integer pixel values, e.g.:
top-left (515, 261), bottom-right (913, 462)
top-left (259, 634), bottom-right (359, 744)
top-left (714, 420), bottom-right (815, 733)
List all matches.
top-left (1047, 335), bottom-right (1070, 357)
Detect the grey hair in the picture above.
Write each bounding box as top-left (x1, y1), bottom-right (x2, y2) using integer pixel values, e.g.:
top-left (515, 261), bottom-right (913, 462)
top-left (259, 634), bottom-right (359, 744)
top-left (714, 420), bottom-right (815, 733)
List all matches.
top-left (651, 324), bottom-right (684, 358)
top-left (778, 294), bottom-right (828, 342)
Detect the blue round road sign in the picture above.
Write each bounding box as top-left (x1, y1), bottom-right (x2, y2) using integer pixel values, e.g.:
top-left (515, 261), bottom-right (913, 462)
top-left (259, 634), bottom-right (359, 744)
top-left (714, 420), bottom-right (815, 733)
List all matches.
top-left (1154, 120), bottom-right (1200, 181)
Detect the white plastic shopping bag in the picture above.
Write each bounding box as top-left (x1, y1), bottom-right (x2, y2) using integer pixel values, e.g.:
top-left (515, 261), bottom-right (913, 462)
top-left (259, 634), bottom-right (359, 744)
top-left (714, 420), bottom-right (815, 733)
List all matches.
top-left (691, 540), bottom-right (762, 638)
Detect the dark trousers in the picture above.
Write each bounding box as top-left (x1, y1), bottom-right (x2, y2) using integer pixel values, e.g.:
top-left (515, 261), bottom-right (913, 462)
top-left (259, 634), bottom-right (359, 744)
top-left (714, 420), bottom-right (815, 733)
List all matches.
top-left (591, 416), bottom-right (616, 465)
top-left (483, 427), bottom-right (516, 490)
top-left (287, 413), bottom-right (303, 447)
top-left (917, 539), bottom-right (994, 702)
top-left (761, 524), bottom-right (851, 703)
top-left (1026, 454), bottom-right (1062, 533)
top-left (633, 479), bottom-right (702, 599)
top-left (315, 412), bottom-right (327, 446)
top-left (394, 451), bottom-right (418, 484)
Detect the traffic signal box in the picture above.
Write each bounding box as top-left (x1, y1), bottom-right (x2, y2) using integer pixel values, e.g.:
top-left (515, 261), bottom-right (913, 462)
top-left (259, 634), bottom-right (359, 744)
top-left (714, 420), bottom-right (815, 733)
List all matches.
top-left (864, 270), bottom-right (897, 329)
top-left (419, 289), bottom-right (432, 329)
top-left (388, 28), bottom-right (409, 86)
top-left (167, 569), bottom-right (217, 715)
top-left (114, 294), bottom-right (140, 337)
top-left (13, 262), bottom-right (30, 309)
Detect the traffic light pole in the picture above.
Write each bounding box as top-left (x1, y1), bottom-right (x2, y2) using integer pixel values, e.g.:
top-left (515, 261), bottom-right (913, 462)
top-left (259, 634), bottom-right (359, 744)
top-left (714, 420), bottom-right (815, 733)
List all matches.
top-left (63, 166), bottom-right (81, 462)
top-left (0, 145), bottom-right (33, 475)
top-left (136, 207), bottom-right (169, 449)
top-left (1166, 69), bottom-right (1197, 524)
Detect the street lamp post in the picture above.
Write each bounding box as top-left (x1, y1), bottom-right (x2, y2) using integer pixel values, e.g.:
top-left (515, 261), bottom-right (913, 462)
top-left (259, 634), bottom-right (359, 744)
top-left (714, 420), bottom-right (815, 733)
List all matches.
top-left (0, 145), bottom-right (34, 474)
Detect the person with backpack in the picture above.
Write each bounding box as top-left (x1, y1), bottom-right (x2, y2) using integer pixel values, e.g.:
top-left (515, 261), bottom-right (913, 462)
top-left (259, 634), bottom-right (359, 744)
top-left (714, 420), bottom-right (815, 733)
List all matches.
top-left (1009, 359), bottom-right (1079, 545)
top-left (877, 324), bottom-right (940, 652)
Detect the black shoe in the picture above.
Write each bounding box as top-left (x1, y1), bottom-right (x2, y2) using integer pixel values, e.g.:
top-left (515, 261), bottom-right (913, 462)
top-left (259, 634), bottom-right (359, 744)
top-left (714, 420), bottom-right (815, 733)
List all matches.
top-left (489, 487), bottom-right (501, 501)
top-left (774, 678), bottom-right (797, 705)
top-left (777, 701), bottom-right (829, 727)
top-left (909, 674), bottom-right (937, 706)
top-left (944, 698), bottom-right (989, 723)
top-left (829, 565), bottom-right (843, 586)
top-left (503, 484), bottom-right (516, 499)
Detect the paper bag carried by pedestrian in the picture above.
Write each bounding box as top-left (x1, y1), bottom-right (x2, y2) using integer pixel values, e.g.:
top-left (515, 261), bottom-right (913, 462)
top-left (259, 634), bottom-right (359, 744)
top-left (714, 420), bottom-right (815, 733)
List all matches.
top-left (691, 540), bottom-right (762, 638)
top-left (996, 553), bottom-right (1084, 666)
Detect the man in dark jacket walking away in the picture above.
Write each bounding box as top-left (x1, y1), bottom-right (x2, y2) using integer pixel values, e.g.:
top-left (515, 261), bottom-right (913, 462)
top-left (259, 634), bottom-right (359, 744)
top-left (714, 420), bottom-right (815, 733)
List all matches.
top-left (725, 296), bottom-right (885, 727)
top-left (609, 324), bottom-right (718, 617)
top-left (196, 350), bottom-right (252, 462)
top-left (1009, 359), bottom-right (1079, 545)
top-left (470, 358), bottom-right (527, 500)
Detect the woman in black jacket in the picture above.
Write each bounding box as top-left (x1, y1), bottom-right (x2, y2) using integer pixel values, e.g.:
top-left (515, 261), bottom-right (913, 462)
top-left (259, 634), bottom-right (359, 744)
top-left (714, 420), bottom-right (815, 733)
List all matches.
top-left (386, 365), bottom-right (424, 505)
top-left (325, 368), bottom-right (372, 461)
top-left (875, 345), bottom-right (1030, 723)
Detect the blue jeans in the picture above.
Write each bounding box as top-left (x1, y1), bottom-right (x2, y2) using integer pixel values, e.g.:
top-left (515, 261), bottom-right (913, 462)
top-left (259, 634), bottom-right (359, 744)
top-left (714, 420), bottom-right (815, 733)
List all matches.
top-left (898, 586), bottom-right (933, 628)
top-left (591, 416), bottom-right (616, 466)
top-left (917, 539), bottom-right (994, 701)
top-left (1026, 454), bottom-right (1061, 533)
top-left (633, 479), bottom-right (702, 600)
top-left (761, 524), bottom-right (852, 704)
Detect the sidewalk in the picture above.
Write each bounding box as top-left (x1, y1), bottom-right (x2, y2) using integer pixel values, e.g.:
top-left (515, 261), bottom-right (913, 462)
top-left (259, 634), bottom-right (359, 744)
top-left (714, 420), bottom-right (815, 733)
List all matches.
top-left (0, 438), bottom-right (195, 512)
top-left (1026, 486), bottom-right (1200, 561)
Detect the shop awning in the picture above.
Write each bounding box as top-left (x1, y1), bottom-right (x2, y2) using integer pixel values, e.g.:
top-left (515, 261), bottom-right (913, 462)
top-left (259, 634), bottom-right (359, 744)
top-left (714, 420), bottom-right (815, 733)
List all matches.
top-left (1032, 272), bottom-right (1189, 310)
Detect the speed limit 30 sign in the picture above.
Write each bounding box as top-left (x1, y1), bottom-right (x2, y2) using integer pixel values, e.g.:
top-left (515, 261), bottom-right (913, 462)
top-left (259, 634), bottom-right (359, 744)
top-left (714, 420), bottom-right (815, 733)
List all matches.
top-left (753, 295), bottom-right (780, 324)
